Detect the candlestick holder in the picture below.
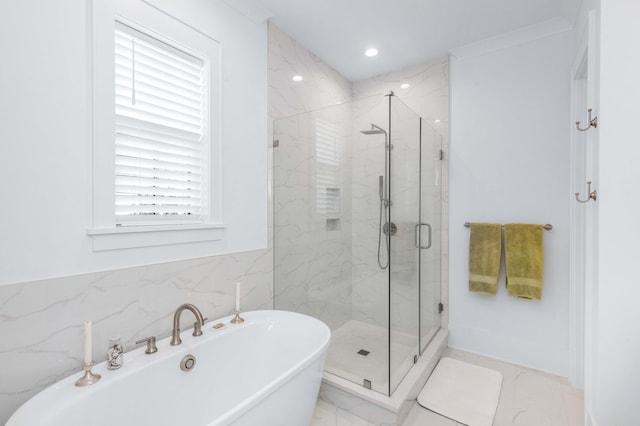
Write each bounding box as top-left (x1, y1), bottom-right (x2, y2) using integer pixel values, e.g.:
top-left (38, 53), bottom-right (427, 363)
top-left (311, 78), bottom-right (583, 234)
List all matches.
top-left (230, 309), bottom-right (244, 324)
top-left (74, 362), bottom-right (101, 387)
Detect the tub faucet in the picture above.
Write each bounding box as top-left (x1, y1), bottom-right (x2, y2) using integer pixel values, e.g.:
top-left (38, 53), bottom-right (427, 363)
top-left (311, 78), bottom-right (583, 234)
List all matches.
top-left (171, 303), bottom-right (207, 346)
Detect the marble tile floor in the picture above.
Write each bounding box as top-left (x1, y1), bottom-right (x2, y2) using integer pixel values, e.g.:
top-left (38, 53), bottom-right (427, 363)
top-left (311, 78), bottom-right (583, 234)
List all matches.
top-left (312, 347), bottom-right (584, 426)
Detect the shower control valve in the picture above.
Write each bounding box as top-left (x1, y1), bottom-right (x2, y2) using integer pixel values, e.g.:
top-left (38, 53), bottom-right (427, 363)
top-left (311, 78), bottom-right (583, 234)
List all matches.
top-left (383, 222), bottom-right (397, 236)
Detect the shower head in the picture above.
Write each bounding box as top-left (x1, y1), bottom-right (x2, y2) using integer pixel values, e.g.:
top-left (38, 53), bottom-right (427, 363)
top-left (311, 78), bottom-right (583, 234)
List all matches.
top-left (360, 123), bottom-right (387, 135)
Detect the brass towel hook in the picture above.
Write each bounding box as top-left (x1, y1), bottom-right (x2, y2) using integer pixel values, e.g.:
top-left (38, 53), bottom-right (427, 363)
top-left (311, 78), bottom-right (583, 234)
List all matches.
top-left (576, 108), bottom-right (598, 132)
top-left (575, 181), bottom-right (597, 203)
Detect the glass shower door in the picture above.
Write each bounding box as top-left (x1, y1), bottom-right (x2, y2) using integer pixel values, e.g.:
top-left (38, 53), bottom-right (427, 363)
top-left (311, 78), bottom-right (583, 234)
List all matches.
top-left (388, 96), bottom-right (421, 393)
top-left (274, 95), bottom-right (394, 395)
top-left (419, 118), bottom-right (442, 352)
top-left (273, 94), bottom-right (442, 397)
top-left (349, 95), bottom-right (391, 394)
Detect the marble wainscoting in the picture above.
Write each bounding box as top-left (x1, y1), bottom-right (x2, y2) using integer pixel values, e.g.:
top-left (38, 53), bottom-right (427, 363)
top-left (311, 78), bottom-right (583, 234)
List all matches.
top-left (0, 249), bottom-right (272, 424)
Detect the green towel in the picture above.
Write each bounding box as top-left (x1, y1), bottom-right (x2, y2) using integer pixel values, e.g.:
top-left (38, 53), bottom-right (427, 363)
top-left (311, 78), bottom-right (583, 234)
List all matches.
top-left (504, 224), bottom-right (544, 300)
top-left (468, 223), bottom-right (502, 295)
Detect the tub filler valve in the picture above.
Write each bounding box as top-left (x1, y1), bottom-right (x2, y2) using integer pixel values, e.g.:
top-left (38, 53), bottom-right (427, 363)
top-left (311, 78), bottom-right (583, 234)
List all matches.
top-left (136, 336), bottom-right (158, 354)
top-left (170, 303), bottom-right (206, 346)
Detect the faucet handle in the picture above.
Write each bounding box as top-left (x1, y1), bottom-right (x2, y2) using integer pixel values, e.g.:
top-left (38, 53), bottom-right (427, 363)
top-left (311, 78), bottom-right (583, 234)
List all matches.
top-left (135, 336), bottom-right (158, 354)
top-left (193, 318), bottom-right (208, 336)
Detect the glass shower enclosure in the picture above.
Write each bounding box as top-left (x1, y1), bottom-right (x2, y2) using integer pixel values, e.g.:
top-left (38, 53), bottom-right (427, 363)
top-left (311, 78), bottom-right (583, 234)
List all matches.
top-left (273, 94), bottom-right (442, 396)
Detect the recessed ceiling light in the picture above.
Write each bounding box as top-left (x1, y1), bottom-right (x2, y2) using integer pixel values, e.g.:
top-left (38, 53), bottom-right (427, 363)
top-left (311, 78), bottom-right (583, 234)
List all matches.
top-left (434, 119), bottom-right (441, 123)
top-left (400, 83), bottom-right (411, 89)
top-left (292, 75), bottom-right (303, 82)
top-left (365, 48), bottom-right (378, 57)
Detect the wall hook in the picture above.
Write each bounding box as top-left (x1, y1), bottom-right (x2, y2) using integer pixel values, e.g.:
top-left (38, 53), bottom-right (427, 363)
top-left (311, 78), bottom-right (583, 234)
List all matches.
top-left (575, 181), bottom-right (597, 203)
top-left (576, 108), bottom-right (598, 131)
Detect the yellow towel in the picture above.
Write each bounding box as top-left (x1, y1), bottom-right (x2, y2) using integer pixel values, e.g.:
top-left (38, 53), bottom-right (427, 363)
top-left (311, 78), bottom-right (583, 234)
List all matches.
top-left (504, 224), bottom-right (544, 300)
top-left (468, 223), bottom-right (502, 295)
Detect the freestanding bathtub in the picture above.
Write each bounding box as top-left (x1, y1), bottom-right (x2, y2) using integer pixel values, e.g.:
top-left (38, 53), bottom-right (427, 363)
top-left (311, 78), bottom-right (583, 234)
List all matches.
top-left (7, 310), bottom-right (330, 426)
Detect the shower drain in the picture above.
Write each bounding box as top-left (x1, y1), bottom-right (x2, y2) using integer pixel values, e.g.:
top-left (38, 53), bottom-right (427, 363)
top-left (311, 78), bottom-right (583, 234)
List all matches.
top-left (357, 349), bottom-right (370, 356)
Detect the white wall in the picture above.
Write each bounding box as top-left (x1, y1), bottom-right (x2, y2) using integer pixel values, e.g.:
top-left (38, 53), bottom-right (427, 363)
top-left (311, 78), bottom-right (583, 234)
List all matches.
top-left (0, 0), bottom-right (268, 286)
top-left (594, 1), bottom-right (640, 423)
top-left (449, 25), bottom-right (573, 376)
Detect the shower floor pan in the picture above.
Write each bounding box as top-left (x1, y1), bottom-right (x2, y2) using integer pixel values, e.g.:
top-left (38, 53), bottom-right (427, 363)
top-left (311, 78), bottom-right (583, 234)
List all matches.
top-left (319, 325), bottom-right (449, 425)
top-left (325, 320), bottom-right (418, 394)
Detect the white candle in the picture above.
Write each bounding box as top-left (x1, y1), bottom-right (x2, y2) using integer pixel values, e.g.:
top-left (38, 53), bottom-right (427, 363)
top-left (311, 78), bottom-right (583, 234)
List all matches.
top-left (84, 321), bottom-right (92, 364)
top-left (235, 282), bottom-right (240, 312)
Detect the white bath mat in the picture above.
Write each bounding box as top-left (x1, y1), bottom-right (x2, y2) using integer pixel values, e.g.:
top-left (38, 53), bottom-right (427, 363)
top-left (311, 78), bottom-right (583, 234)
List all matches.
top-left (417, 357), bottom-right (502, 426)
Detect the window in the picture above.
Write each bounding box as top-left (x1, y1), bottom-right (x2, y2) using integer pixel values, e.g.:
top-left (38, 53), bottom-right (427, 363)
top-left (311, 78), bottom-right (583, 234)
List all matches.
top-left (315, 119), bottom-right (341, 216)
top-left (90, 1), bottom-right (225, 251)
top-left (114, 22), bottom-right (208, 226)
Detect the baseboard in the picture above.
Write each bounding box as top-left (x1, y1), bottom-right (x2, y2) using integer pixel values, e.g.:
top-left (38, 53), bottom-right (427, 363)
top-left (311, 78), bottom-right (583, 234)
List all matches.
top-left (447, 342), bottom-right (569, 379)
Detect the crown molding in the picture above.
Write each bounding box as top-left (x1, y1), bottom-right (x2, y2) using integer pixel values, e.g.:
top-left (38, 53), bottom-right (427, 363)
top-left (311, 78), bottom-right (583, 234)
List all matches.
top-left (221, 0), bottom-right (273, 24)
top-left (450, 17), bottom-right (572, 59)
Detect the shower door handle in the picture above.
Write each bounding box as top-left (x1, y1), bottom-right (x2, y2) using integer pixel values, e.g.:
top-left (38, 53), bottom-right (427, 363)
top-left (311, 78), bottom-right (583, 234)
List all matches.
top-left (414, 223), bottom-right (432, 249)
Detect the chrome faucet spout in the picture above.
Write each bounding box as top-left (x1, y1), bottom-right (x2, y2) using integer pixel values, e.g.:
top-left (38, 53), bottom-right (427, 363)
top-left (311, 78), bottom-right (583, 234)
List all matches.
top-left (170, 303), bottom-right (206, 346)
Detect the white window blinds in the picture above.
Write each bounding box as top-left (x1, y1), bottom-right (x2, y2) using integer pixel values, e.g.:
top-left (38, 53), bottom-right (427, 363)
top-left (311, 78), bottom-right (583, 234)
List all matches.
top-left (114, 22), bottom-right (208, 226)
top-left (315, 119), bottom-right (341, 215)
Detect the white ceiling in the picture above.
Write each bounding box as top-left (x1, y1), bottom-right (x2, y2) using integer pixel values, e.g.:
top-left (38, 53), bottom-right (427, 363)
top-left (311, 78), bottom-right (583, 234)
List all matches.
top-left (252, 0), bottom-right (582, 82)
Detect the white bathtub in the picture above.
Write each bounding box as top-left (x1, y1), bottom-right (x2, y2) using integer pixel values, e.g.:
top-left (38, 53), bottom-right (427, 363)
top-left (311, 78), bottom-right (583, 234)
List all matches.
top-left (7, 310), bottom-right (330, 426)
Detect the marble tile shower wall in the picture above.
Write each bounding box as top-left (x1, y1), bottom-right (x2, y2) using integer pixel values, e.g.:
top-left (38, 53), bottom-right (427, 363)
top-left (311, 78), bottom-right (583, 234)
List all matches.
top-left (349, 97), bottom-right (390, 329)
top-left (350, 97), bottom-right (423, 337)
top-left (353, 59), bottom-right (450, 138)
top-left (268, 24), bottom-right (353, 119)
top-left (353, 59), bottom-right (450, 331)
top-left (0, 250), bottom-right (272, 423)
top-left (269, 23), bottom-right (354, 330)
top-left (273, 108), bottom-right (354, 330)
top-left (269, 23), bottom-right (450, 335)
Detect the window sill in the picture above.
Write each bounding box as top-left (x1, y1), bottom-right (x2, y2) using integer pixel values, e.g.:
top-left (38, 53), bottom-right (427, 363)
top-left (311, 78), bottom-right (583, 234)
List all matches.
top-left (88, 223), bottom-right (225, 251)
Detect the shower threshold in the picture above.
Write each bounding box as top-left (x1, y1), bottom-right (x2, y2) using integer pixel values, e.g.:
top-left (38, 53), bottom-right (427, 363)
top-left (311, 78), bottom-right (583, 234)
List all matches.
top-left (319, 328), bottom-right (449, 426)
